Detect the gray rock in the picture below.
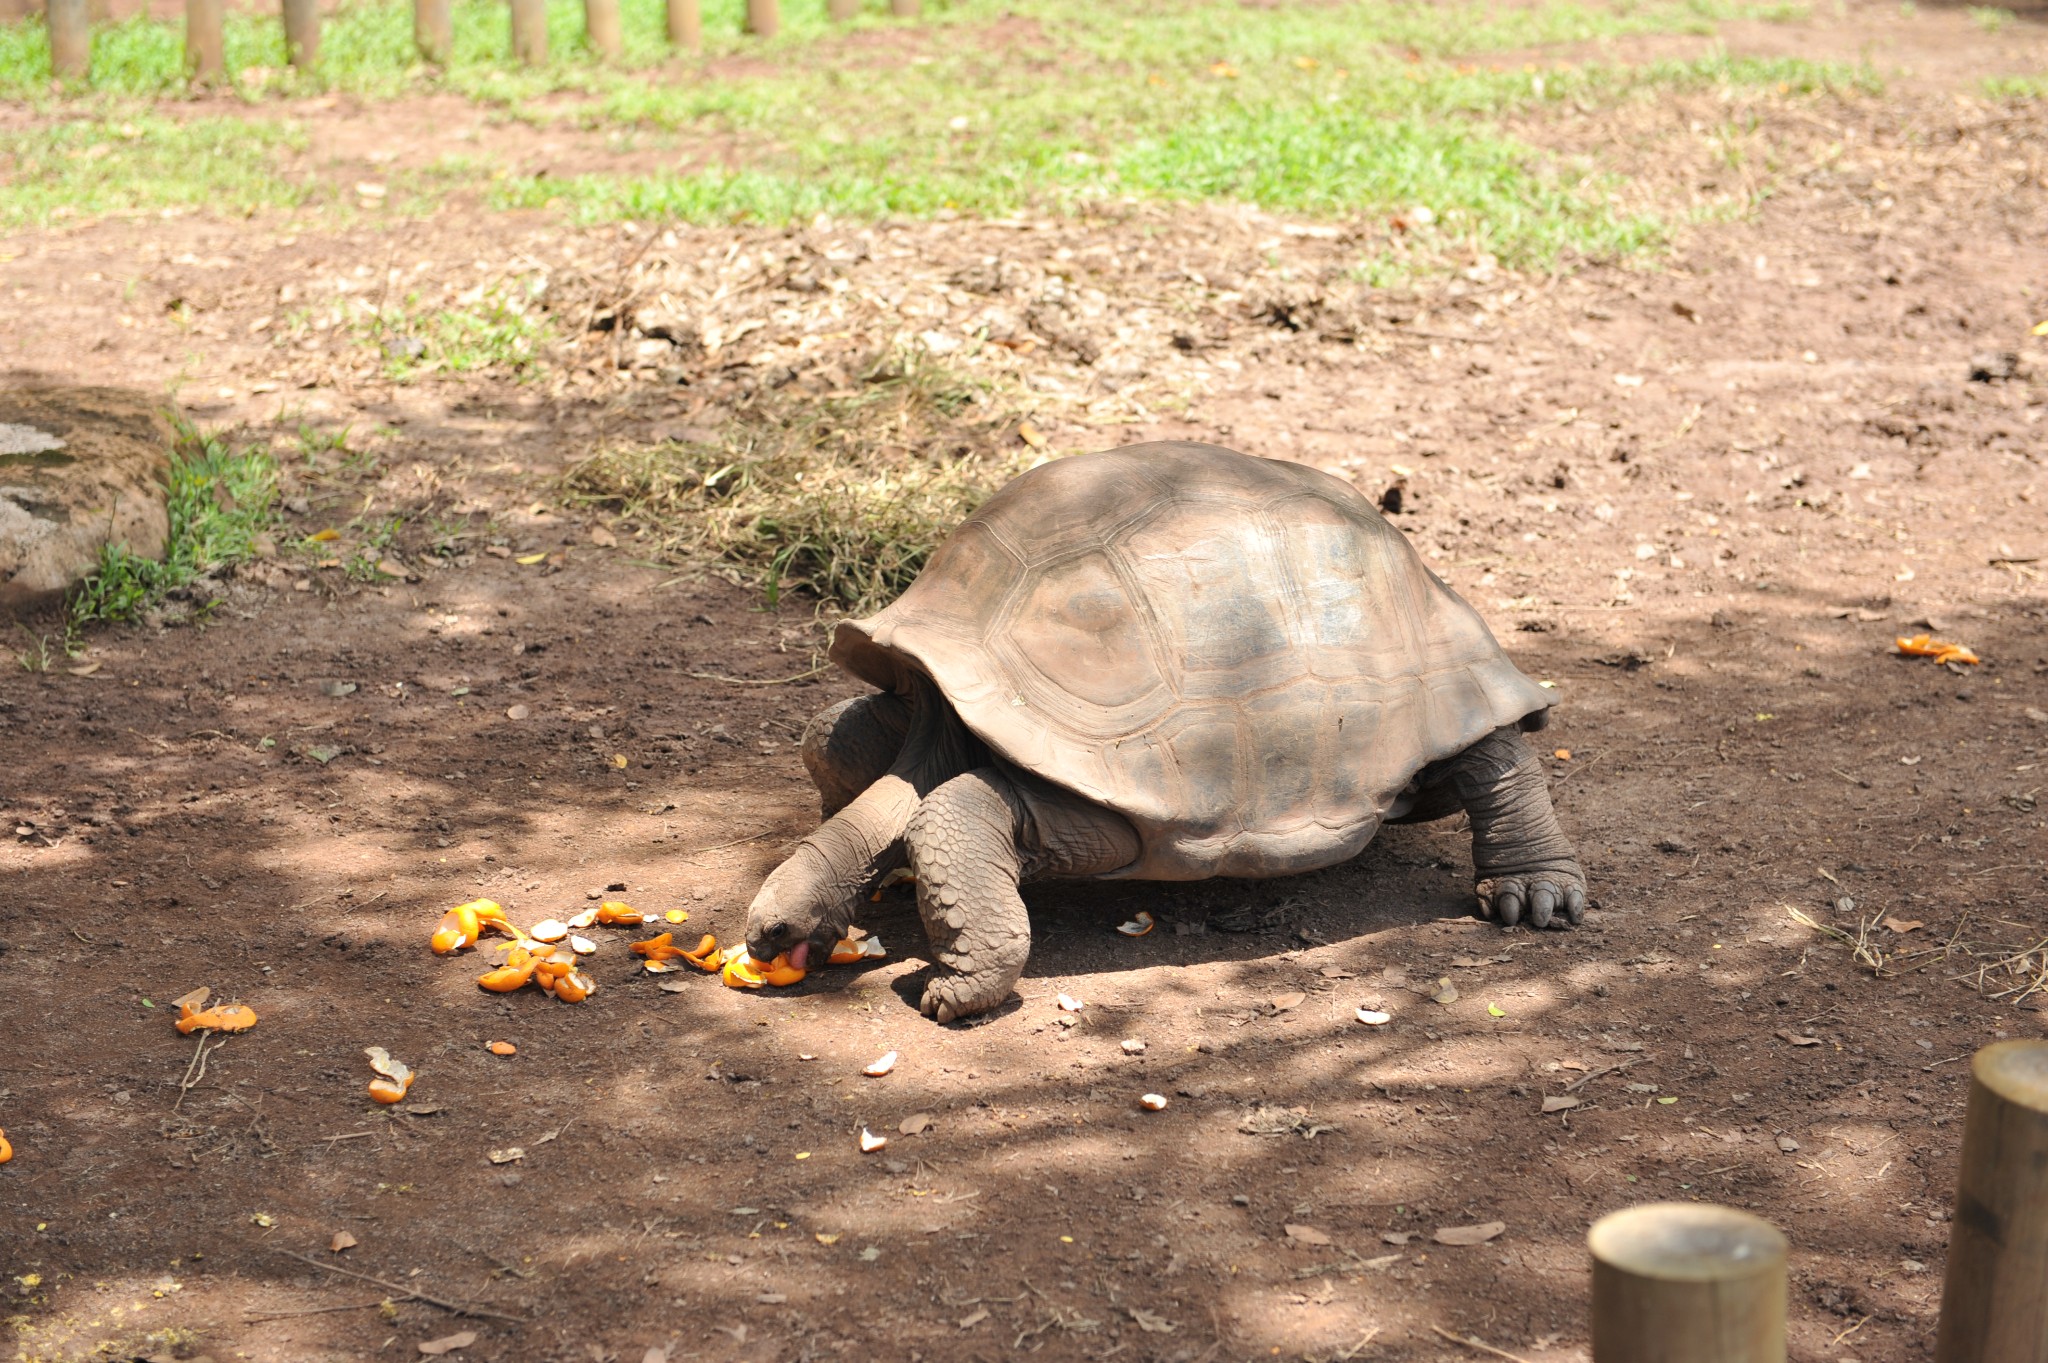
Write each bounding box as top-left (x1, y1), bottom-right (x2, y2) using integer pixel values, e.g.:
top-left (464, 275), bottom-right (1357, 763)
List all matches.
top-left (0, 387), bottom-right (173, 619)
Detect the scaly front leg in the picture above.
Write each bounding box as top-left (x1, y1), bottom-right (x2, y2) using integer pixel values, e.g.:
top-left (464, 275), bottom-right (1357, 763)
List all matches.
top-left (905, 769), bottom-right (1032, 1023)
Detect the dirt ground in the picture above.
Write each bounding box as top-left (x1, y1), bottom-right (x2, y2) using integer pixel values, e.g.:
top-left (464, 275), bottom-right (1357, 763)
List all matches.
top-left (4, 3), bottom-right (2048, 1361)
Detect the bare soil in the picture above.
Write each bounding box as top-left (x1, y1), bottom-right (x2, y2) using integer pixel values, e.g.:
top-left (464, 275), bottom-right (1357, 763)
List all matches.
top-left (3, 4), bottom-right (2047, 1361)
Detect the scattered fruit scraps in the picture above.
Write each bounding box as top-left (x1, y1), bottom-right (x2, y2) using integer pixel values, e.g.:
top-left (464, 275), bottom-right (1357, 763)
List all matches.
top-left (0, 1128), bottom-right (12, 1164)
top-left (1896, 634), bottom-right (1980, 666)
top-left (364, 1046), bottom-right (415, 1104)
top-left (171, 986), bottom-right (258, 1034)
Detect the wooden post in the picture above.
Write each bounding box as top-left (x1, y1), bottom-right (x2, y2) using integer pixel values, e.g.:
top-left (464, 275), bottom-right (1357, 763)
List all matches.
top-left (743, 0), bottom-right (777, 37)
top-left (1589, 1203), bottom-right (1787, 1363)
top-left (827, 0), bottom-right (856, 18)
top-left (665, 0), bottom-right (699, 50)
top-left (887, 0), bottom-right (917, 17)
top-left (1935, 1041), bottom-right (2048, 1363)
top-left (185, 0), bottom-right (224, 84)
top-left (509, 0), bottom-right (546, 65)
top-left (47, 0), bottom-right (92, 80)
top-left (283, 0), bottom-right (320, 67)
top-left (414, 0), bottom-right (452, 64)
top-left (583, 0), bottom-right (620, 58)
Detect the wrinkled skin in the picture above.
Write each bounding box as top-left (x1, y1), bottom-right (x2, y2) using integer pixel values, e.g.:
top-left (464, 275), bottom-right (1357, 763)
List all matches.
top-left (747, 689), bottom-right (1586, 1022)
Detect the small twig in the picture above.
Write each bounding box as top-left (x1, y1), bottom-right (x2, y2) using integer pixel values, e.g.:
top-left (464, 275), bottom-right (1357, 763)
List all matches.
top-left (1430, 1325), bottom-right (1536, 1363)
top-left (174, 1033), bottom-right (224, 1112)
top-left (269, 1249), bottom-right (525, 1323)
top-left (678, 829), bottom-right (785, 860)
top-left (245, 1297), bottom-right (397, 1323)
top-left (1832, 1317), bottom-right (1869, 1346)
top-left (686, 665), bottom-right (830, 687)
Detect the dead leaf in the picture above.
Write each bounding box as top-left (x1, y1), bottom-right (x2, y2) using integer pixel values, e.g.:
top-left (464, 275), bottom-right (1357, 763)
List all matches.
top-left (1431, 978), bottom-right (1460, 1005)
top-left (1270, 991), bottom-right (1307, 1011)
top-left (957, 1308), bottom-right (990, 1329)
top-left (375, 559), bottom-right (409, 579)
top-left (1883, 917), bottom-right (1925, 933)
top-left (1541, 1095), bottom-right (1581, 1114)
top-left (1776, 1030), bottom-right (1823, 1047)
top-left (900, 1113), bottom-right (932, 1135)
top-left (642, 1348), bottom-right (669, 1363)
top-left (330, 1230), bottom-right (357, 1252)
top-left (590, 525), bottom-right (619, 548)
top-left (1284, 1224), bottom-right (1334, 1246)
top-left (66, 660), bottom-right (101, 676)
top-left (1433, 1221), bottom-right (1506, 1246)
top-left (1017, 420), bottom-right (1048, 449)
top-left (1318, 965), bottom-right (1354, 978)
top-left (1380, 1232), bottom-right (1412, 1245)
top-left (487, 1147), bottom-right (525, 1164)
top-left (320, 680), bottom-right (357, 697)
top-left (417, 1332), bottom-right (476, 1356)
top-left (1129, 1307), bottom-right (1176, 1334)
top-left (505, 704), bottom-right (530, 720)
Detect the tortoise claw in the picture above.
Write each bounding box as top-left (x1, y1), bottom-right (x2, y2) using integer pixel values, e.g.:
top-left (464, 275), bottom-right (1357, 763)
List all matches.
top-left (1478, 870), bottom-right (1587, 931)
top-left (1496, 890), bottom-right (1524, 927)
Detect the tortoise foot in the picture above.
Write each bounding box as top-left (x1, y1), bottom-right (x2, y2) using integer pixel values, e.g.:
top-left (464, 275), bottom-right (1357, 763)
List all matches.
top-left (919, 969), bottom-right (1011, 1024)
top-left (1476, 868), bottom-right (1587, 929)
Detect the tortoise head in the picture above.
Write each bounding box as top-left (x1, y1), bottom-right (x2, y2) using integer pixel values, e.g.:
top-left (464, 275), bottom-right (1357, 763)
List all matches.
top-left (744, 836), bottom-right (872, 972)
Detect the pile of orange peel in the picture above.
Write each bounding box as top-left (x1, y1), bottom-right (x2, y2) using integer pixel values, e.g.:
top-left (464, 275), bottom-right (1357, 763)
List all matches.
top-left (633, 925), bottom-right (886, 990)
top-left (1896, 634), bottom-right (1980, 667)
top-left (171, 986), bottom-right (258, 1035)
top-left (427, 896), bottom-right (892, 1003)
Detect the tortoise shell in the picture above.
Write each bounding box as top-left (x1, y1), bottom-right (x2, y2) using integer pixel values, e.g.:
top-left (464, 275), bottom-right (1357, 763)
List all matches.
top-left (831, 442), bottom-right (1552, 880)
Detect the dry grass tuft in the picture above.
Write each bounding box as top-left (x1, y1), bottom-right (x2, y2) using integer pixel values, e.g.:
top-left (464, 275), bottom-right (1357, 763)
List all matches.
top-left (564, 350), bottom-right (1034, 614)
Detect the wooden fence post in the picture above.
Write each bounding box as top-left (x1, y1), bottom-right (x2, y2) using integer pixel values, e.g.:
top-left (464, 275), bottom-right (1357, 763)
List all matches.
top-left (185, 0), bottom-right (224, 84)
top-left (509, 0), bottom-right (546, 64)
top-left (47, 0), bottom-right (92, 79)
top-left (827, 0), bottom-right (856, 18)
top-left (583, 0), bottom-right (620, 58)
top-left (743, 0), bottom-right (777, 37)
top-left (414, 0), bottom-right (452, 63)
top-left (283, 0), bottom-right (320, 67)
top-left (1588, 1203), bottom-right (1787, 1363)
top-left (665, 0), bottom-right (699, 50)
top-left (1935, 1041), bottom-right (2048, 1363)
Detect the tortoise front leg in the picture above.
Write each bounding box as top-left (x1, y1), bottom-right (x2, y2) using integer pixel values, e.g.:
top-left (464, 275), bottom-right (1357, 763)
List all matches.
top-left (800, 691), bottom-right (911, 819)
top-left (1447, 726), bottom-right (1588, 929)
top-left (905, 769), bottom-right (1033, 1023)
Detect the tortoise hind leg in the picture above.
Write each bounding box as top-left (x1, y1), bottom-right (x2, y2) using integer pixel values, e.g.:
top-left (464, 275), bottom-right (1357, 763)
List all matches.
top-left (1445, 726), bottom-right (1588, 929)
top-left (905, 768), bottom-right (1139, 1022)
top-left (801, 692), bottom-right (912, 819)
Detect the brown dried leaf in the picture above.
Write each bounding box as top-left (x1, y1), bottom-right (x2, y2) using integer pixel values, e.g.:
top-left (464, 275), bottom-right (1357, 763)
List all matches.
top-left (899, 1113), bottom-right (932, 1135)
top-left (1541, 1095), bottom-right (1581, 1114)
top-left (1776, 1030), bottom-right (1823, 1047)
top-left (1284, 1223), bottom-right (1334, 1246)
top-left (1883, 917), bottom-right (1925, 933)
top-left (329, 1230), bottom-right (358, 1252)
top-left (417, 1332), bottom-right (477, 1356)
top-left (1270, 991), bottom-right (1307, 1011)
top-left (1433, 1221), bottom-right (1506, 1246)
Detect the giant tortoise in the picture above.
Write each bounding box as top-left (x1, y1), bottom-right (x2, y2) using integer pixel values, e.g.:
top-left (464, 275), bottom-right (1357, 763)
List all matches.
top-left (745, 442), bottom-right (1588, 1021)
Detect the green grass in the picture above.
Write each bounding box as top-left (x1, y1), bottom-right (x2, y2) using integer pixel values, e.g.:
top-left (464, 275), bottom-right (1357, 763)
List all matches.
top-left (360, 285), bottom-right (551, 381)
top-left (0, 114), bottom-right (310, 227)
top-left (0, 0), bottom-right (1866, 262)
top-left (1982, 73), bottom-right (2047, 98)
top-left (1967, 5), bottom-right (2014, 32)
top-left (69, 428), bottom-right (279, 627)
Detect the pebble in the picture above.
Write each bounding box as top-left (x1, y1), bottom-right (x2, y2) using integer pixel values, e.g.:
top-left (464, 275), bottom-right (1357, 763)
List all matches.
top-left (1121, 1039), bottom-right (1146, 1054)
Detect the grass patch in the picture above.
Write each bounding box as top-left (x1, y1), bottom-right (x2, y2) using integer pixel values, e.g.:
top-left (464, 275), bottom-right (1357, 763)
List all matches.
top-left (361, 286), bottom-right (551, 381)
top-left (69, 428), bottom-right (279, 627)
top-left (1982, 73), bottom-right (2048, 99)
top-left (0, 114), bottom-right (310, 228)
top-left (1967, 5), bottom-right (2014, 32)
top-left (563, 352), bottom-right (1026, 611)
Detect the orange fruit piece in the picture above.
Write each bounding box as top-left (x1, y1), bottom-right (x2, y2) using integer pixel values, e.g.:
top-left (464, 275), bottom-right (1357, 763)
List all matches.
top-left (762, 953), bottom-right (807, 987)
top-left (722, 951), bottom-right (766, 989)
top-left (176, 1004), bottom-right (258, 1034)
top-left (0, 1128), bottom-right (11, 1164)
top-left (487, 1041), bottom-right (517, 1056)
top-left (596, 901), bottom-right (644, 926)
top-left (681, 934), bottom-right (724, 971)
top-left (431, 903), bottom-right (481, 954)
top-left (477, 958), bottom-right (538, 992)
top-left (553, 970), bottom-right (595, 1003)
top-left (829, 939), bottom-right (863, 965)
top-left (630, 932), bottom-right (674, 957)
top-left (367, 1075), bottom-right (412, 1104)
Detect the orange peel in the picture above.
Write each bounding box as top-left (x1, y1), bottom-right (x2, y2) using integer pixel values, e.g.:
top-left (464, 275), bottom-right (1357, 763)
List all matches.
top-left (722, 950), bottom-right (767, 989)
top-left (1116, 911), bottom-right (1156, 937)
top-left (173, 988), bottom-right (258, 1034)
top-left (0, 1128), bottom-right (11, 1164)
top-left (680, 933), bottom-right (724, 971)
top-left (1896, 633), bottom-right (1980, 666)
top-left (630, 932), bottom-right (676, 957)
top-left (431, 904), bottom-right (480, 954)
top-left (365, 1047), bottom-right (415, 1104)
top-left (596, 901), bottom-right (645, 926)
top-left (829, 934), bottom-right (887, 965)
top-left (478, 956), bottom-right (539, 992)
top-left (487, 1041), bottom-right (517, 1056)
top-left (552, 969), bottom-right (595, 1003)
top-left (761, 953), bottom-right (807, 987)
